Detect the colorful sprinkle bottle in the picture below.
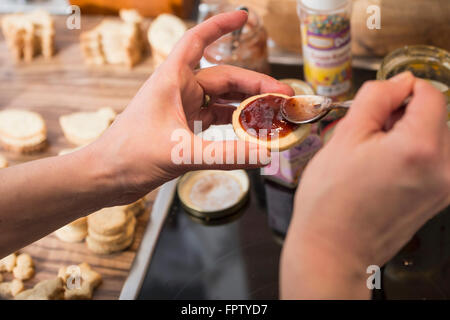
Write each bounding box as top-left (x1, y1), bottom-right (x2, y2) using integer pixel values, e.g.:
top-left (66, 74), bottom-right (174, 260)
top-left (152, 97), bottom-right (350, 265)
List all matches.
top-left (298, 0), bottom-right (352, 101)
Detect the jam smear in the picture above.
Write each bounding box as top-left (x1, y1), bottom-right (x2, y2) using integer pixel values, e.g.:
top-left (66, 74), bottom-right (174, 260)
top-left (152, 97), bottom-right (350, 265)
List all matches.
top-left (239, 95), bottom-right (298, 140)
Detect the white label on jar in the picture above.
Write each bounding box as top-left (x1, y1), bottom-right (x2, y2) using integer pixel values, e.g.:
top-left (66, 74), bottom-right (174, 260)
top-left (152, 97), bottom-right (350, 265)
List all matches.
top-left (316, 81), bottom-right (351, 96)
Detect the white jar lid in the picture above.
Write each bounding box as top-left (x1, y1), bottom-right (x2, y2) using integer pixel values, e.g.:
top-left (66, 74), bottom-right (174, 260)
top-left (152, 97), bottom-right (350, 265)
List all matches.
top-left (300, 0), bottom-right (348, 11)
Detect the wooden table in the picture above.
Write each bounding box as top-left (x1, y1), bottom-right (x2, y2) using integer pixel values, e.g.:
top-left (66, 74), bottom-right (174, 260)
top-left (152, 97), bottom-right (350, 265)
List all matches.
top-left (0, 15), bottom-right (160, 299)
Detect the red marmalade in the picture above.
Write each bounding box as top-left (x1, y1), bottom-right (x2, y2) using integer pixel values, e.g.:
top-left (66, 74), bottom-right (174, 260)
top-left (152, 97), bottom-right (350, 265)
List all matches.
top-left (239, 95), bottom-right (298, 140)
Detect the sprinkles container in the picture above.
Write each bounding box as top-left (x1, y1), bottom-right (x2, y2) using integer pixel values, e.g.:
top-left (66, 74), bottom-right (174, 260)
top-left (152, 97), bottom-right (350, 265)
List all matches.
top-left (298, 0), bottom-right (352, 101)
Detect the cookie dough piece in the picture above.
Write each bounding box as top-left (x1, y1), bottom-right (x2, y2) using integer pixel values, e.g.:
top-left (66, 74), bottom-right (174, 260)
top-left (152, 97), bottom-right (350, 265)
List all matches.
top-left (0, 154), bottom-right (8, 168)
top-left (58, 262), bottom-right (102, 300)
top-left (15, 277), bottom-right (64, 300)
top-left (55, 217), bottom-right (88, 243)
top-left (87, 206), bottom-right (131, 236)
top-left (59, 107), bottom-right (116, 146)
top-left (86, 232), bottom-right (134, 255)
top-left (0, 279), bottom-right (25, 298)
top-left (12, 253), bottom-right (34, 280)
top-left (0, 253), bottom-right (17, 272)
top-left (148, 14), bottom-right (186, 66)
top-left (0, 109), bottom-right (47, 153)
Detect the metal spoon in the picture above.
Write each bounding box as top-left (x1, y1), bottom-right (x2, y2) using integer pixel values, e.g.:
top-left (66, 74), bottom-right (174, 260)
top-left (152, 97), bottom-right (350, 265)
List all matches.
top-left (281, 95), bottom-right (412, 124)
top-left (280, 95), bottom-right (351, 124)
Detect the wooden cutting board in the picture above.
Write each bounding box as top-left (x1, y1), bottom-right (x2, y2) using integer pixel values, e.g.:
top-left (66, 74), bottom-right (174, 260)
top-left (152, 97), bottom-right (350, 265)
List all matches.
top-left (0, 15), bottom-right (161, 299)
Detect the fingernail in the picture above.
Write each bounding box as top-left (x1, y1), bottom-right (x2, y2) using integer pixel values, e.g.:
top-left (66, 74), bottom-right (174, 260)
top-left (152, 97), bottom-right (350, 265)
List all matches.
top-left (238, 6), bottom-right (249, 13)
top-left (389, 71), bottom-right (413, 83)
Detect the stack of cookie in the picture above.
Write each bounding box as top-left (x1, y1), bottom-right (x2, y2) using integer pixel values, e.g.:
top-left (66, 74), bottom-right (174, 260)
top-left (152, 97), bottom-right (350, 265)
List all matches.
top-left (86, 206), bottom-right (137, 255)
top-left (86, 199), bottom-right (145, 254)
top-left (0, 109), bottom-right (47, 153)
top-left (80, 9), bottom-right (144, 68)
top-left (1, 10), bottom-right (55, 62)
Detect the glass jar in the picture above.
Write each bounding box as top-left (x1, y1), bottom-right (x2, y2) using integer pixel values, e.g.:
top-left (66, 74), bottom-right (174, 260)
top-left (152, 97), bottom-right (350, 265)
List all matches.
top-left (379, 45), bottom-right (450, 299)
top-left (198, 2), bottom-right (270, 74)
top-left (297, 0), bottom-right (353, 102)
top-left (377, 45), bottom-right (450, 123)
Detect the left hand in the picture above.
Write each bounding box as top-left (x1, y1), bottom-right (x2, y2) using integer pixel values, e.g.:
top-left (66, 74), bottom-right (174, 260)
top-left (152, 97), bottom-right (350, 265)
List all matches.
top-left (87, 11), bottom-right (293, 203)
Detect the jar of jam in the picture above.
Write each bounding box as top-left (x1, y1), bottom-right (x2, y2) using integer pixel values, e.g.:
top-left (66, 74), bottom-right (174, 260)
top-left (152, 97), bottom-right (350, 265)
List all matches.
top-left (198, 2), bottom-right (270, 74)
top-left (378, 45), bottom-right (450, 299)
top-left (377, 45), bottom-right (450, 124)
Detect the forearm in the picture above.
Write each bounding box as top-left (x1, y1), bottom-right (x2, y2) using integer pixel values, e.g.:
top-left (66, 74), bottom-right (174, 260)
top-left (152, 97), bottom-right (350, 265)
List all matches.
top-left (280, 222), bottom-right (371, 300)
top-left (0, 146), bottom-right (121, 257)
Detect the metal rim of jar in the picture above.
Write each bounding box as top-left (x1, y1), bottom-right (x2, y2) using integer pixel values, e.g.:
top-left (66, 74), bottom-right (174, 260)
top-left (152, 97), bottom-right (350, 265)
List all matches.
top-left (176, 170), bottom-right (250, 220)
top-left (199, 3), bottom-right (263, 42)
top-left (377, 45), bottom-right (450, 81)
top-left (298, 0), bottom-right (352, 16)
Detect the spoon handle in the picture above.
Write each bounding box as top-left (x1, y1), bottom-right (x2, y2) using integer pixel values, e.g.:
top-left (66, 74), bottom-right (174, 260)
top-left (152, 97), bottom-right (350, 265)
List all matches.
top-left (329, 96), bottom-right (412, 111)
top-left (330, 100), bottom-right (353, 109)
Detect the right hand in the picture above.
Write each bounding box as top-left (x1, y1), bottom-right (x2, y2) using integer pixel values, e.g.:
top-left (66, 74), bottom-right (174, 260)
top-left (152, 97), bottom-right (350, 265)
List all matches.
top-left (281, 72), bottom-right (450, 299)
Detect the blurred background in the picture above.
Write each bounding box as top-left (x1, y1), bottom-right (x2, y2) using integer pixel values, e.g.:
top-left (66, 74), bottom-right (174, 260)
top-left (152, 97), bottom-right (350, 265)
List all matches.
top-left (1, 0), bottom-right (449, 59)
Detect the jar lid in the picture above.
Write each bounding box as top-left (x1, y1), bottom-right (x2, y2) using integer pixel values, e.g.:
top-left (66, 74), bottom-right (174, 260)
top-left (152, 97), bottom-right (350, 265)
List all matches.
top-left (300, 0), bottom-right (348, 11)
top-left (177, 170), bottom-right (249, 220)
top-left (279, 78), bottom-right (315, 95)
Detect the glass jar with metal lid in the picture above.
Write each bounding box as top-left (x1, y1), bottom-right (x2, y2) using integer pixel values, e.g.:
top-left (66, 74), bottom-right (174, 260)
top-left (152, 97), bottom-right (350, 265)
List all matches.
top-left (377, 45), bottom-right (450, 123)
top-left (378, 45), bottom-right (450, 299)
top-left (198, 2), bottom-right (270, 74)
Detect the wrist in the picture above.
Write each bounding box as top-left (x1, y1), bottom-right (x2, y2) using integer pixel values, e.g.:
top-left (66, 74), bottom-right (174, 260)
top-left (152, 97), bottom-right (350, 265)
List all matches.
top-left (281, 220), bottom-right (371, 299)
top-left (85, 128), bottom-right (175, 205)
top-left (75, 143), bottom-right (133, 207)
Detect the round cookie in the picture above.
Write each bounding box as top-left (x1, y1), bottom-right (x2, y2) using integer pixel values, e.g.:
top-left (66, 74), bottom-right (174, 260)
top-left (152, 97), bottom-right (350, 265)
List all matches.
top-left (59, 107), bottom-right (116, 146)
top-left (87, 206), bottom-right (131, 236)
top-left (55, 228), bottom-right (86, 243)
top-left (55, 217), bottom-right (87, 243)
top-left (55, 225), bottom-right (87, 243)
top-left (232, 93), bottom-right (311, 151)
top-left (86, 233), bottom-right (134, 255)
top-left (0, 109), bottom-right (47, 153)
top-left (88, 216), bottom-right (136, 243)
